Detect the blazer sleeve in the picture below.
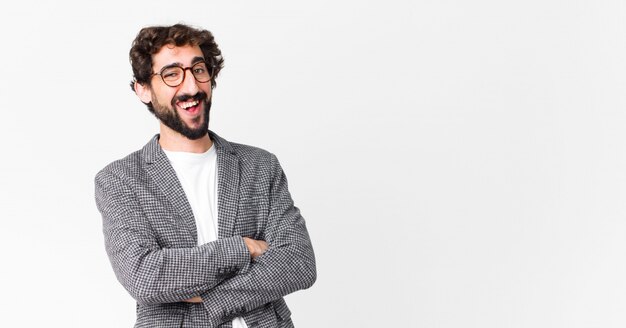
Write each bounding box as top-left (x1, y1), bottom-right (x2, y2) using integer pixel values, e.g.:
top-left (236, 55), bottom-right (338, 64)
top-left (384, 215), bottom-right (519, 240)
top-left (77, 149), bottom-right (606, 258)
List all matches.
top-left (95, 169), bottom-right (251, 305)
top-left (200, 154), bottom-right (316, 322)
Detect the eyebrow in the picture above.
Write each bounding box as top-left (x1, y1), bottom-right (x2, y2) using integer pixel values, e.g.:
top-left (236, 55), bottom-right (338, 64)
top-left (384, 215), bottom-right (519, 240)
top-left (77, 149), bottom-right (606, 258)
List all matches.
top-left (157, 57), bottom-right (207, 72)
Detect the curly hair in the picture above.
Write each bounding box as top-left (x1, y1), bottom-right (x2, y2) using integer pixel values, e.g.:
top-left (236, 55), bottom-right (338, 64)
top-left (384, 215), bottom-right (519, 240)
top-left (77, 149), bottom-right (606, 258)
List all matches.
top-left (129, 23), bottom-right (224, 90)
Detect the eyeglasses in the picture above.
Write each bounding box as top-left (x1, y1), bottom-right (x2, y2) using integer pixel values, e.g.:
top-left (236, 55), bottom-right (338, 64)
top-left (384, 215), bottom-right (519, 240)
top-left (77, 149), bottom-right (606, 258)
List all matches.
top-left (151, 61), bottom-right (214, 87)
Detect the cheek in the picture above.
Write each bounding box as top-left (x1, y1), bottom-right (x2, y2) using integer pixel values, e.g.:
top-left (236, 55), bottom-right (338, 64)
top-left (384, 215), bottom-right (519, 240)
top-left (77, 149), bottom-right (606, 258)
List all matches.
top-left (202, 84), bottom-right (212, 97)
top-left (152, 88), bottom-right (176, 106)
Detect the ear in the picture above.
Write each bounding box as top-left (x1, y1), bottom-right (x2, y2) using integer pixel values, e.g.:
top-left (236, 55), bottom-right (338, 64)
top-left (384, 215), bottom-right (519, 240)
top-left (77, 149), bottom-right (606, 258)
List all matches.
top-left (134, 81), bottom-right (153, 104)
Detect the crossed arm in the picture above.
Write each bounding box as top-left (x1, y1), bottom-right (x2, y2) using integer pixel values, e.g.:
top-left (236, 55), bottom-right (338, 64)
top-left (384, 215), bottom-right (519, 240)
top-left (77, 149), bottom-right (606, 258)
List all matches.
top-left (184, 237), bottom-right (268, 303)
top-left (194, 155), bottom-right (316, 322)
top-left (182, 155), bottom-right (316, 320)
top-left (95, 154), bottom-right (315, 321)
top-left (95, 171), bottom-right (260, 304)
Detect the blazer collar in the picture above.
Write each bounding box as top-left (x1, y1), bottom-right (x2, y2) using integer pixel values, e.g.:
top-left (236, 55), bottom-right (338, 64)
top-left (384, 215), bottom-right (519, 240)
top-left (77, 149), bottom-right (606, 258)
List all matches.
top-left (209, 131), bottom-right (240, 239)
top-left (141, 131), bottom-right (235, 164)
top-left (141, 134), bottom-right (198, 244)
top-left (140, 131), bottom-right (240, 240)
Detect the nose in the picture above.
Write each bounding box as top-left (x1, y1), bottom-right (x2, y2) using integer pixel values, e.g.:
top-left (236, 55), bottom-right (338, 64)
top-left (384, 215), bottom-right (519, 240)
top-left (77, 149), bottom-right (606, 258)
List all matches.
top-left (178, 67), bottom-right (201, 94)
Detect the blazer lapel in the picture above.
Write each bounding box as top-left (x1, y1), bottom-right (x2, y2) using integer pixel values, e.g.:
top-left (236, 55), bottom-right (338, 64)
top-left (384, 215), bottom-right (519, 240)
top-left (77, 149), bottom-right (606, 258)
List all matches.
top-left (141, 135), bottom-right (198, 244)
top-left (211, 131), bottom-right (240, 239)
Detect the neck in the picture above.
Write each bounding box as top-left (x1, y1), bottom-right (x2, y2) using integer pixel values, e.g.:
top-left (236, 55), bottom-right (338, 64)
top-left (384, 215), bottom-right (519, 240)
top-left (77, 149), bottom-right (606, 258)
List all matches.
top-left (158, 123), bottom-right (213, 153)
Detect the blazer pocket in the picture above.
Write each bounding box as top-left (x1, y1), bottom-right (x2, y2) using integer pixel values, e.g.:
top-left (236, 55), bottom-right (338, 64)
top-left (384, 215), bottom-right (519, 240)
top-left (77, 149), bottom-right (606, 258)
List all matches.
top-left (241, 302), bottom-right (278, 328)
top-left (272, 298), bottom-right (292, 322)
top-left (135, 303), bottom-right (184, 328)
top-left (236, 195), bottom-right (270, 238)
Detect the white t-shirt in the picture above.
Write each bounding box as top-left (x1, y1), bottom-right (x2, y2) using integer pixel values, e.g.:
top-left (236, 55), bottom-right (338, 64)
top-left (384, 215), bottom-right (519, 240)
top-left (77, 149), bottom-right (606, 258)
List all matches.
top-left (164, 145), bottom-right (247, 328)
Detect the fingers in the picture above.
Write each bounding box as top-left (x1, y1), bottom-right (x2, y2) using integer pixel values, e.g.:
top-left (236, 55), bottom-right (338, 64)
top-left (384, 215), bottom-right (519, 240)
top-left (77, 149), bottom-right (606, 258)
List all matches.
top-left (243, 237), bottom-right (269, 259)
top-left (183, 296), bottom-right (203, 303)
top-left (257, 240), bottom-right (269, 253)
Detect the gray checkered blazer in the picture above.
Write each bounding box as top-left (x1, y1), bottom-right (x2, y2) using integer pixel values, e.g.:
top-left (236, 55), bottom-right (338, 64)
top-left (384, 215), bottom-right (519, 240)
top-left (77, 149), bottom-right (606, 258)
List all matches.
top-left (94, 131), bottom-right (316, 328)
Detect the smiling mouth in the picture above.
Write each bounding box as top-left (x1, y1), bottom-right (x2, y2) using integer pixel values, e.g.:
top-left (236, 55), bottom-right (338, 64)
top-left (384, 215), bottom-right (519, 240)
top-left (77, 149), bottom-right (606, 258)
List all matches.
top-left (178, 100), bottom-right (199, 110)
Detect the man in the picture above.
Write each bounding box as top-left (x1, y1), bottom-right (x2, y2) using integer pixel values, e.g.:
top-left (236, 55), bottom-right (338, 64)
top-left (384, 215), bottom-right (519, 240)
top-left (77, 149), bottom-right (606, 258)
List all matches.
top-left (94, 23), bottom-right (316, 328)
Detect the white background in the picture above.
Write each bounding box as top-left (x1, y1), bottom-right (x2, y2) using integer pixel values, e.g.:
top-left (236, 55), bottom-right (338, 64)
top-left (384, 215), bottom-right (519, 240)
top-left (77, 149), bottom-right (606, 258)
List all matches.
top-left (1, 1), bottom-right (626, 327)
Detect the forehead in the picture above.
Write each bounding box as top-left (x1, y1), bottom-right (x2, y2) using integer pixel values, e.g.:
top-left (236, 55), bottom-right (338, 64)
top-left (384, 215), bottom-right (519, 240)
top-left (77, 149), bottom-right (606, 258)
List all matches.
top-left (152, 44), bottom-right (204, 70)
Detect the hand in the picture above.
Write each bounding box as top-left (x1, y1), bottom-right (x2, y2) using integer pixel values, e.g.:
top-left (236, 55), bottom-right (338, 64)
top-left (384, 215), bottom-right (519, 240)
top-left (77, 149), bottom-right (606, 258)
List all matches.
top-left (183, 296), bottom-right (202, 303)
top-left (243, 237), bottom-right (268, 259)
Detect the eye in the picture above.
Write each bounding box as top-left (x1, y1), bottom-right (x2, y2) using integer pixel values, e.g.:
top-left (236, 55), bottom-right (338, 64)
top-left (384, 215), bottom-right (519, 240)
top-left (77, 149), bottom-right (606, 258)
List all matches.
top-left (193, 62), bottom-right (209, 74)
top-left (161, 67), bottom-right (182, 80)
top-left (163, 71), bottom-right (180, 79)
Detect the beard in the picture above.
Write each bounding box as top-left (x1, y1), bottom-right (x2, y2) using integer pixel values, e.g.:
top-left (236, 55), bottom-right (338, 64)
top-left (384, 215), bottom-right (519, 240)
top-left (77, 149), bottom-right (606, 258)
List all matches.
top-left (147, 91), bottom-right (211, 140)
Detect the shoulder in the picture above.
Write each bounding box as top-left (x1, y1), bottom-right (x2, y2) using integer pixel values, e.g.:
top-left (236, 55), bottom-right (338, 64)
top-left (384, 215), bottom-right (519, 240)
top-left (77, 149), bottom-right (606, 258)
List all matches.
top-left (95, 149), bottom-right (144, 187)
top-left (231, 142), bottom-right (275, 163)
top-left (97, 150), bottom-right (143, 177)
top-left (96, 134), bottom-right (161, 182)
top-left (95, 135), bottom-right (160, 186)
top-left (211, 131), bottom-right (279, 167)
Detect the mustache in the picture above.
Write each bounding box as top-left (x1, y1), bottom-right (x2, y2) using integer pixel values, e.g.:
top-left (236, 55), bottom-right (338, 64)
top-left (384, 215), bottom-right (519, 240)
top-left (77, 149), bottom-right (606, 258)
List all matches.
top-left (173, 91), bottom-right (208, 104)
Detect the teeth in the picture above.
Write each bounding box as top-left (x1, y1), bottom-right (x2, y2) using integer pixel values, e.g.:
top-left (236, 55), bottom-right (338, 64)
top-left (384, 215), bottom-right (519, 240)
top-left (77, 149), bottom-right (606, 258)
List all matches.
top-left (180, 100), bottom-right (199, 109)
